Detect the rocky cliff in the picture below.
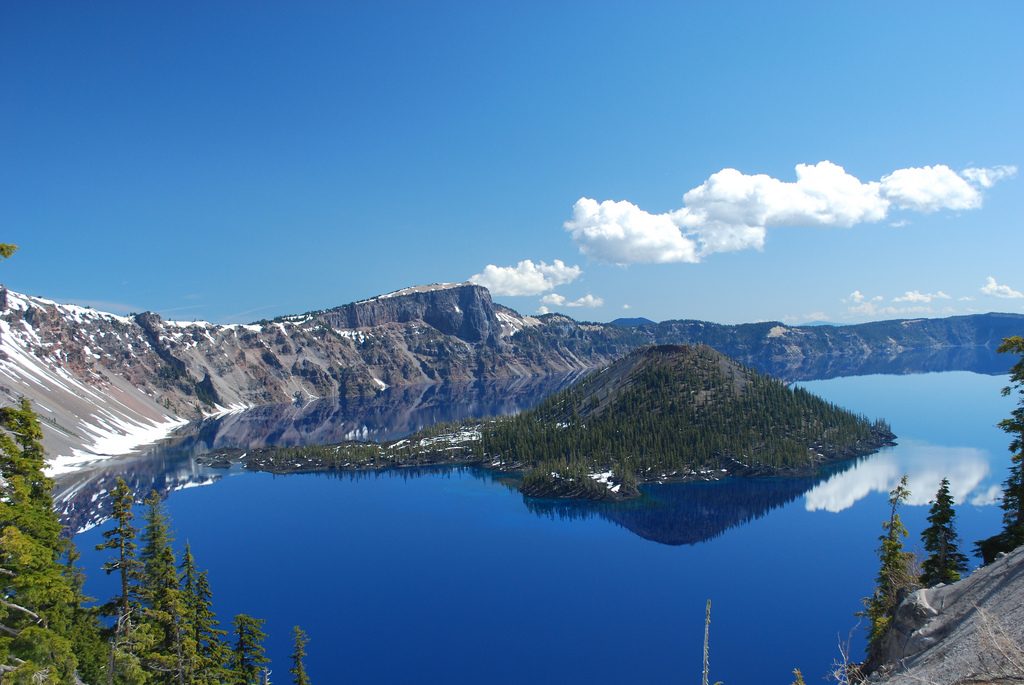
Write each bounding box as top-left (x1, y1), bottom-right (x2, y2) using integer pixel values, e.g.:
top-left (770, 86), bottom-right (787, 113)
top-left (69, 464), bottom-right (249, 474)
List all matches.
top-left (870, 546), bottom-right (1024, 684)
top-left (1, 282), bottom-right (1021, 466)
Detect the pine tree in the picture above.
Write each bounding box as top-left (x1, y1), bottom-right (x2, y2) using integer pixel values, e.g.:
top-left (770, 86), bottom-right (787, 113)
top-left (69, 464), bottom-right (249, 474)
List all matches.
top-left (231, 614), bottom-right (269, 685)
top-left (997, 337), bottom-right (1024, 548)
top-left (864, 475), bottom-right (917, 660)
top-left (139, 491), bottom-right (175, 608)
top-left (181, 544), bottom-right (230, 683)
top-left (138, 491), bottom-right (193, 683)
top-left (61, 543), bottom-right (106, 684)
top-left (920, 478), bottom-right (968, 586)
top-left (97, 478), bottom-right (142, 625)
top-left (975, 337), bottom-right (1024, 562)
top-left (290, 626), bottom-right (311, 685)
top-left (0, 398), bottom-right (88, 681)
top-left (96, 478), bottom-right (154, 684)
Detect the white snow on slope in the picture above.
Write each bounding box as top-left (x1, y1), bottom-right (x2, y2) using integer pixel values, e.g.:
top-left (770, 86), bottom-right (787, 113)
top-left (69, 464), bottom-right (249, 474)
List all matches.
top-left (0, 293), bottom-right (189, 475)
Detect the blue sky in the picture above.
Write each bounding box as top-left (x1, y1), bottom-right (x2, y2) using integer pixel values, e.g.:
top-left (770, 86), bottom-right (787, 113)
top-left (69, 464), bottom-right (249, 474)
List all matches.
top-left (2, 2), bottom-right (1021, 324)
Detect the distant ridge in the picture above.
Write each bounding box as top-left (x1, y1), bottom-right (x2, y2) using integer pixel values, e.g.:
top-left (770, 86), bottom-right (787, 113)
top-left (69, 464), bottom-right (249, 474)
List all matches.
top-left (1, 282), bottom-right (1021, 467)
top-left (608, 317), bottom-right (656, 327)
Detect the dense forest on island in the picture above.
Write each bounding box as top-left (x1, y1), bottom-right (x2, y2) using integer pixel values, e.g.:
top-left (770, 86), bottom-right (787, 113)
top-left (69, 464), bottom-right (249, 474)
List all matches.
top-left (222, 345), bottom-right (894, 500)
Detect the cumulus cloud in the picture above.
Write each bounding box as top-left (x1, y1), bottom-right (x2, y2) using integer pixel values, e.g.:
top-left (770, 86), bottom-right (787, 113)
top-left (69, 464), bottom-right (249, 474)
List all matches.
top-left (892, 290), bottom-right (950, 303)
top-left (962, 164), bottom-right (1018, 188)
top-left (469, 259), bottom-right (581, 296)
top-left (564, 198), bottom-right (698, 265)
top-left (981, 276), bottom-right (1024, 299)
top-left (540, 292), bottom-right (603, 308)
top-left (566, 161), bottom-right (1015, 264)
top-left (880, 165), bottom-right (981, 212)
top-left (567, 293), bottom-right (604, 308)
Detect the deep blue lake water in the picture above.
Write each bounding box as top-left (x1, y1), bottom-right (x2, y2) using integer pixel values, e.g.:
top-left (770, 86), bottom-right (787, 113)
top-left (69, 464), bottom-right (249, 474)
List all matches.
top-left (68, 371), bottom-right (1014, 684)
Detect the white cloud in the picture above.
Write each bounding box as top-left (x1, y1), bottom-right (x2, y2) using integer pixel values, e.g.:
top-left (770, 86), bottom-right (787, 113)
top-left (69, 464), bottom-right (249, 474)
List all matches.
top-left (892, 290), bottom-right (950, 303)
top-left (564, 198), bottom-right (699, 265)
top-left (539, 293), bottom-right (565, 306)
top-left (842, 290), bottom-right (954, 319)
top-left (622, 304), bottom-right (631, 310)
top-left (880, 165), bottom-right (980, 212)
top-left (566, 161), bottom-right (1014, 264)
top-left (469, 259), bottom-right (581, 296)
top-left (682, 161), bottom-right (888, 229)
top-left (970, 484), bottom-right (1003, 506)
top-left (962, 164), bottom-right (1018, 188)
top-left (566, 293), bottom-right (604, 308)
top-left (981, 276), bottom-right (1024, 299)
top-left (536, 305), bottom-right (550, 315)
top-left (540, 292), bottom-right (604, 309)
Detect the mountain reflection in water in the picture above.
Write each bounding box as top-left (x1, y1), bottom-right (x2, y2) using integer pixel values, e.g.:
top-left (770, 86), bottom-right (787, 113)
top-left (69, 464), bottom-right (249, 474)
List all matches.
top-left (55, 373), bottom-right (583, 531)
top-left (55, 352), bottom-right (1009, 540)
top-left (525, 474), bottom-right (827, 545)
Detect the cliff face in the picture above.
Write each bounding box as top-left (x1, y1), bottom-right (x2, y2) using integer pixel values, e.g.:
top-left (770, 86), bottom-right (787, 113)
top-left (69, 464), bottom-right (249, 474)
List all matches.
top-left (318, 283), bottom-right (503, 344)
top-left (1, 281), bottom-right (1021, 465)
top-left (870, 546), bottom-right (1024, 684)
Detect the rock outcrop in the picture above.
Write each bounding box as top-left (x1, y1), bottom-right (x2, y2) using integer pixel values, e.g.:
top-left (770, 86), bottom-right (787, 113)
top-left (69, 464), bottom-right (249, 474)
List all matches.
top-left (870, 546), bottom-right (1024, 684)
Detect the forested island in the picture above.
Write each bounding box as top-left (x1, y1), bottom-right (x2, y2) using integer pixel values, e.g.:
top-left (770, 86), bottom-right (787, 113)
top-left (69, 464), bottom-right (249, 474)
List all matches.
top-left (205, 345), bottom-right (895, 501)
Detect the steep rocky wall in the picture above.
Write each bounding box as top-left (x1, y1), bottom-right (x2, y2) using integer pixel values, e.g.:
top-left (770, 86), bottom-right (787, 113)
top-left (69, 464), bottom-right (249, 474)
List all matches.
top-left (871, 546), bottom-right (1024, 684)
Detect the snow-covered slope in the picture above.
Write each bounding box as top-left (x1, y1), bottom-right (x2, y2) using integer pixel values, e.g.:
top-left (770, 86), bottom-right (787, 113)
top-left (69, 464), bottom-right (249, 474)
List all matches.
top-left (0, 284), bottom-right (560, 472)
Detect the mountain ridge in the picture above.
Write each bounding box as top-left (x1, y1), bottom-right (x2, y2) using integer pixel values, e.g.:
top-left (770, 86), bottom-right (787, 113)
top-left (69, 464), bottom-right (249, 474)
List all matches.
top-left (1, 282), bottom-right (1020, 468)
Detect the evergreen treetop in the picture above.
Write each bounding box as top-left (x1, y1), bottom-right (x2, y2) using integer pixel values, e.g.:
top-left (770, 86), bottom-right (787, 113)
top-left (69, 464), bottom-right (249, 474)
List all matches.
top-left (920, 478), bottom-right (968, 586)
top-left (863, 475), bottom-right (917, 664)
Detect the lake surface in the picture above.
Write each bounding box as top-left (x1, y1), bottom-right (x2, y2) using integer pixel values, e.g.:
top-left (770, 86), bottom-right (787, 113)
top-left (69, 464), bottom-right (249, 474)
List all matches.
top-left (67, 370), bottom-right (1014, 684)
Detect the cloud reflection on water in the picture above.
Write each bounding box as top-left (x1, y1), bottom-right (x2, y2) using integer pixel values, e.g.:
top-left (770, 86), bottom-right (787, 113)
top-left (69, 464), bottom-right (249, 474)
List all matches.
top-left (804, 440), bottom-right (992, 513)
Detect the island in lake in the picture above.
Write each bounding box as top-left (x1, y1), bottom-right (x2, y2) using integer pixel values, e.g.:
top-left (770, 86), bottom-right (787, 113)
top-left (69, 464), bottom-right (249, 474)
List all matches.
top-left (203, 344), bottom-right (896, 500)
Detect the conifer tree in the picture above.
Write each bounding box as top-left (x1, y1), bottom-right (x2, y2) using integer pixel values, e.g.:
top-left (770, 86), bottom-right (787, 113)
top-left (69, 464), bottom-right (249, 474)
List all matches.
top-left (181, 544), bottom-right (229, 683)
top-left (97, 478), bottom-right (142, 624)
top-left (232, 614), bottom-right (269, 685)
top-left (96, 478), bottom-right (155, 684)
top-left (290, 626), bottom-right (311, 685)
top-left (975, 337), bottom-right (1024, 562)
top-left (0, 398), bottom-right (88, 681)
top-left (920, 478), bottom-right (968, 586)
top-left (864, 475), bottom-right (917, 660)
top-left (997, 336), bottom-right (1024, 548)
top-left (62, 544), bottom-right (106, 684)
top-left (138, 491), bottom-right (193, 683)
top-left (139, 491), bottom-right (175, 607)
